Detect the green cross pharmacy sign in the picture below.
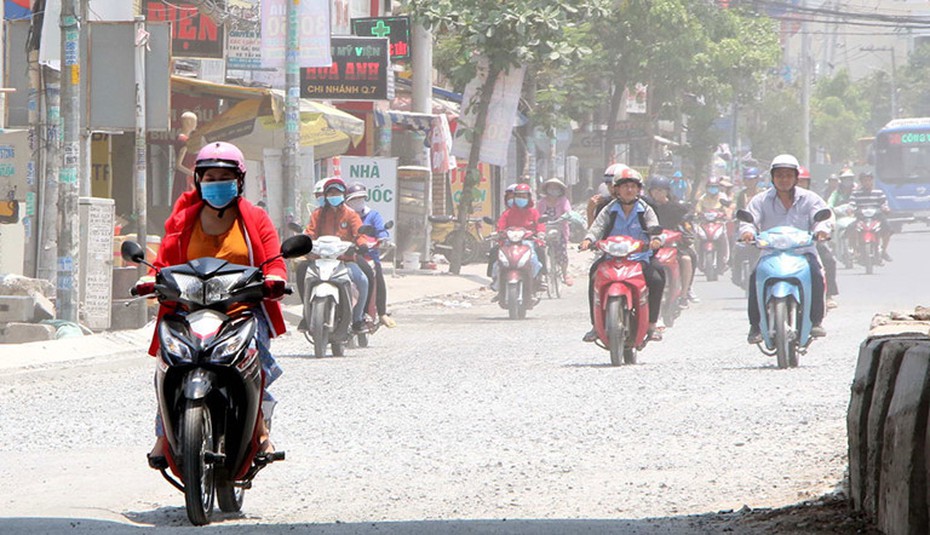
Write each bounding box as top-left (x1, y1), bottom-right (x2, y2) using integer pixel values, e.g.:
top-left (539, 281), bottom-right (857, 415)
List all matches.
top-left (351, 16), bottom-right (411, 61)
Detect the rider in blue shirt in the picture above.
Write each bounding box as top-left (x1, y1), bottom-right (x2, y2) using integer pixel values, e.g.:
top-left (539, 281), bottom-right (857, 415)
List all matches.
top-left (346, 183), bottom-right (396, 328)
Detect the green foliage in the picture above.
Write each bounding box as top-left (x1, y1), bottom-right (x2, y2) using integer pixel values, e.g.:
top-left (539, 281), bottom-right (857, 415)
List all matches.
top-left (899, 44), bottom-right (930, 118)
top-left (747, 85), bottom-right (803, 163)
top-left (810, 70), bottom-right (865, 163)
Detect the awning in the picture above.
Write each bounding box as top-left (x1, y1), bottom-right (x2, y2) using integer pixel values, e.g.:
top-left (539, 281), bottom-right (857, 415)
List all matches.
top-left (185, 83), bottom-right (365, 160)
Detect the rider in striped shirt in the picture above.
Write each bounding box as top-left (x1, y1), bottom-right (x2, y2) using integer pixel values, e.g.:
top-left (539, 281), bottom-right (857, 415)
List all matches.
top-left (848, 172), bottom-right (893, 262)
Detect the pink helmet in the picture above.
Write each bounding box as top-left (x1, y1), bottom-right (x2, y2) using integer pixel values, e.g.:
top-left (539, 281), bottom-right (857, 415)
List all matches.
top-left (195, 141), bottom-right (247, 177)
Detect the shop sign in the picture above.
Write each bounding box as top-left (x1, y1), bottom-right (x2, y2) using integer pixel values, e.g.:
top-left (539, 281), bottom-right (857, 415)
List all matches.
top-left (301, 37), bottom-right (390, 101)
top-left (146, 0), bottom-right (224, 59)
top-left (351, 16), bottom-right (411, 60)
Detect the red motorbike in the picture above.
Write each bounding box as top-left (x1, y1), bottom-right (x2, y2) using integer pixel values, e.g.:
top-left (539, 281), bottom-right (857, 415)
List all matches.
top-left (853, 206), bottom-right (882, 275)
top-left (695, 209), bottom-right (728, 282)
top-left (494, 226), bottom-right (540, 319)
top-left (591, 235), bottom-right (652, 366)
top-left (655, 229), bottom-right (684, 328)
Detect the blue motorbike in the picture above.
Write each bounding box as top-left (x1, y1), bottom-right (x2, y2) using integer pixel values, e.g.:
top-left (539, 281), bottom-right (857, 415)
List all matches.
top-left (736, 208), bottom-right (832, 369)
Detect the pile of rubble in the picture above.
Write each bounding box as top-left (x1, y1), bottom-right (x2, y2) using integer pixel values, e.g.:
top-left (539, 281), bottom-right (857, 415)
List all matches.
top-left (0, 274), bottom-right (60, 343)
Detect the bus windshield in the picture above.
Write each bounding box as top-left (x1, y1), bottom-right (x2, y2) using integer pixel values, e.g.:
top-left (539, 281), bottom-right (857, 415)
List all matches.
top-left (876, 134), bottom-right (930, 183)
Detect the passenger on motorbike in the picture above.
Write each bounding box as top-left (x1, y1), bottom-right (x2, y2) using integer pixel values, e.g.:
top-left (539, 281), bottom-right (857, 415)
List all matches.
top-left (643, 175), bottom-right (697, 307)
top-left (580, 166), bottom-right (665, 343)
top-left (140, 141), bottom-right (287, 467)
top-left (536, 177), bottom-right (574, 286)
top-left (346, 183), bottom-right (396, 328)
top-left (298, 177), bottom-right (372, 334)
top-left (736, 167), bottom-right (762, 211)
top-left (670, 170), bottom-right (691, 202)
top-left (696, 175), bottom-right (733, 270)
top-left (495, 183), bottom-right (548, 292)
top-left (828, 169), bottom-right (855, 207)
top-left (849, 171), bottom-right (893, 263)
top-left (741, 154), bottom-right (831, 344)
top-left (798, 167), bottom-right (839, 309)
top-left (588, 164), bottom-right (629, 226)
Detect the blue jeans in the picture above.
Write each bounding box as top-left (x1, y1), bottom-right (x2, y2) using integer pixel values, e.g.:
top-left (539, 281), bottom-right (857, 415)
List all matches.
top-left (155, 310), bottom-right (281, 436)
top-left (347, 261), bottom-right (369, 323)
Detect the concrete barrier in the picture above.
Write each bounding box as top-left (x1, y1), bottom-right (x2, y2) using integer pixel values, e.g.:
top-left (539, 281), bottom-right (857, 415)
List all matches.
top-left (0, 322), bottom-right (56, 344)
top-left (0, 295), bottom-right (39, 323)
top-left (848, 313), bottom-right (930, 535)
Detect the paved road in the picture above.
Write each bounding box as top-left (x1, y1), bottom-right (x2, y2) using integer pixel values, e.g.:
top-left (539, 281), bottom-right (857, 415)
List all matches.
top-left (2, 230), bottom-right (927, 533)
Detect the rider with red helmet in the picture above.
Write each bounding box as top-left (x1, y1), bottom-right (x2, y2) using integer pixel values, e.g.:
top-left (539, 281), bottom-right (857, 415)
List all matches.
top-left (580, 165), bottom-right (665, 342)
top-left (495, 183), bottom-right (549, 292)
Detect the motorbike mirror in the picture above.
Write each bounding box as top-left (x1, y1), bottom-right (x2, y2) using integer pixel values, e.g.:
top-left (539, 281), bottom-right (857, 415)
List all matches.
top-left (287, 221), bottom-right (303, 233)
top-left (384, 220), bottom-right (395, 230)
top-left (358, 224), bottom-right (377, 237)
top-left (120, 240), bottom-right (147, 265)
top-left (482, 216), bottom-right (496, 226)
top-left (813, 208), bottom-right (833, 222)
top-left (736, 209), bottom-right (754, 224)
top-left (280, 234), bottom-right (313, 259)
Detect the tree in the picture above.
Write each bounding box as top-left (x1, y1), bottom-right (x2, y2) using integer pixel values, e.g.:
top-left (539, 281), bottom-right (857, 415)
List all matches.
top-left (811, 70), bottom-right (865, 164)
top-left (408, 0), bottom-right (607, 274)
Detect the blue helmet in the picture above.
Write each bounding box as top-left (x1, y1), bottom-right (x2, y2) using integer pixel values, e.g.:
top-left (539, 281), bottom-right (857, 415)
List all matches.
top-left (672, 171), bottom-right (683, 179)
top-left (743, 167), bottom-right (761, 181)
top-left (648, 175), bottom-right (671, 191)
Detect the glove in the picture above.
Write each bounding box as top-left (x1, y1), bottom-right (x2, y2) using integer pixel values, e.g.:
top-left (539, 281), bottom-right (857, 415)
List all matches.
top-left (131, 275), bottom-right (156, 297)
top-left (263, 275), bottom-right (287, 301)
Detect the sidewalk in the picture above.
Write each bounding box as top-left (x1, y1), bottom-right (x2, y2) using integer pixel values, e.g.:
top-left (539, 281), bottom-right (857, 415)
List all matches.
top-left (0, 261), bottom-right (491, 372)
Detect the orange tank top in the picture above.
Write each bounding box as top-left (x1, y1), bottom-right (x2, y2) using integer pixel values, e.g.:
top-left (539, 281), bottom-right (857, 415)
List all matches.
top-left (187, 217), bottom-right (250, 265)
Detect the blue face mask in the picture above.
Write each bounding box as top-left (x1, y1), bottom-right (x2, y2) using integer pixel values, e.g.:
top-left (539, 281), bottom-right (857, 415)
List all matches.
top-left (200, 180), bottom-right (239, 209)
top-left (707, 186), bottom-right (719, 195)
top-left (514, 198), bottom-right (529, 208)
top-left (326, 195), bottom-right (345, 207)
top-left (505, 198), bottom-right (514, 208)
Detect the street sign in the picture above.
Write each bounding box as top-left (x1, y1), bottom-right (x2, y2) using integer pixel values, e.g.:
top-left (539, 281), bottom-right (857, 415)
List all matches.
top-left (351, 16), bottom-right (412, 61)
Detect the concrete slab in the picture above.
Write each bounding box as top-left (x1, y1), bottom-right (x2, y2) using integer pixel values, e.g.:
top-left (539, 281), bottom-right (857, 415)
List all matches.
top-left (0, 322), bottom-right (56, 344)
top-left (0, 295), bottom-right (39, 323)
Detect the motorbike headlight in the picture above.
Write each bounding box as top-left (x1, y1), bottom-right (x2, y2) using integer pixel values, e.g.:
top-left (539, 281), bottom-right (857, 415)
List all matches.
top-left (210, 326), bottom-right (253, 363)
top-left (506, 229), bottom-right (525, 242)
top-left (159, 322), bottom-right (193, 362)
top-left (860, 207), bottom-right (878, 218)
top-left (204, 273), bottom-right (241, 304)
top-left (172, 274), bottom-right (204, 304)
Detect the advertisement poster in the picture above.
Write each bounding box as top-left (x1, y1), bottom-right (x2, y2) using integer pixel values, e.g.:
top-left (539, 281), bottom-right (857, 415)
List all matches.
top-left (449, 161), bottom-right (493, 218)
top-left (261, 0), bottom-right (332, 69)
top-left (146, 0), bottom-right (224, 59)
top-left (453, 60), bottom-right (526, 168)
top-left (338, 157), bottom-right (398, 224)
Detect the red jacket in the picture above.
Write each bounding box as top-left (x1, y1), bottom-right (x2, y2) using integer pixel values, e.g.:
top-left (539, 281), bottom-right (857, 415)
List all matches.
top-left (497, 206), bottom-right (544, 235)
top-left (147, 190), bottom-right (287, 356)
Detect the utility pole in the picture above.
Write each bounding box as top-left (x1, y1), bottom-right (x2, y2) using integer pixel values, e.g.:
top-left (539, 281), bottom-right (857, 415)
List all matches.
top-left (282, 0), bottom-right (300, 233)
top-left (58, 0), bottom-right (81, 322)
top-left (861, 46), bottom-right (897, 120)
top-left (134, 16), bottom-right (149, 327)
top-left (412, 22), bottom-right (433, 268)
top-left (24, 13), bottom-right (41, 278)
top-left (800, 0), bottom-right (811, 167)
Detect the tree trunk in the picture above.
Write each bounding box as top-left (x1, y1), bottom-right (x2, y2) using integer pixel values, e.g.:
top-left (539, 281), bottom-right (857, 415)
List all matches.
top-left (449, 64), bottom-right (501, 275)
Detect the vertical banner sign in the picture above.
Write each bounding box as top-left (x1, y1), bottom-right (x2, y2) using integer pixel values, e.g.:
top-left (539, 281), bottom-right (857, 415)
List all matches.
top-left (351, 16), bottom-right (411, 61)
top-left (339, 157), bottom-right (398, 225)
top-left (261, 0), bottom-right (332, 69)
top-left (449, 161), bottom-right (493, 218)
top-left (430, 115), bottom-right (456, 175)
top-left (226, 0), bottom-right (261, 71)
top-left (0, 129), bottom-right (30, 202)
top-left (301, 37), bottom-right (390, 100)
top-left (453, 59), bottom-right (527, 167)
top-left (145, 1), bottom-right (224, 59)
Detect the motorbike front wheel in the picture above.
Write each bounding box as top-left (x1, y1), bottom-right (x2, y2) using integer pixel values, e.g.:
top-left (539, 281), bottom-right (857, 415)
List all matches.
top-left (704, 250), bottom-right (718, 282)
top-left (772, 298), bottom-right (798, 369)
top-left (606, 297), bottom-right (631, 366)
top-left (310, 299), bottom-right (330, 358)
top-left (182, 399), bottom-right (216, 526)
top-left (507, 283), bottom-right (523, 320)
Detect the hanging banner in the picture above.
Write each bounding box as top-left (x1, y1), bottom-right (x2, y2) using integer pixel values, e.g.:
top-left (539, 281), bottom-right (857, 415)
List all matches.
top-left (261, 0), bottom-right (332, 69)
top-left (449, 161), bottom-right (493, 218)
top-left (453, 60), bottom-right (526, 168)
top-left (301, 37), bottom-right (390, 100)
top-left (146, 0), bottom-right (224, 59)
top-left (339, 157), bottom-right (399, 225)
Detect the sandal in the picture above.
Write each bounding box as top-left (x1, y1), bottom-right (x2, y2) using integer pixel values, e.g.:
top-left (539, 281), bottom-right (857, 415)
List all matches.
top-left (647, 329), bottom-right (663, 342)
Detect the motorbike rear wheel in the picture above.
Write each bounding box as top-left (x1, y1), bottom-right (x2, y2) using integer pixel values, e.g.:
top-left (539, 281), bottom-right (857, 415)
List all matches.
top-left (606, 297), bottom-right (628, 366)
top-left (444, 230), bottom-right (480, 265)
top-left (182, 399), bottom-right (216, 526)
top-left (310, 300), bottom-right (329, 358)
top-left (773, 298), bottom-right (798, 369)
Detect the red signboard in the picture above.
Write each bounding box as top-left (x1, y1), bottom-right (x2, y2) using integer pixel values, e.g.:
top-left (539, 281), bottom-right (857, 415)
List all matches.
top-left (146, 0), bottom-right (224, 59)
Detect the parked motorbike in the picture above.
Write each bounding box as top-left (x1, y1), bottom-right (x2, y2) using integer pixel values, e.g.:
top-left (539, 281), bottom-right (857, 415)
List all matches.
top-left (853, 206), bottom-right (882, 275)
top-left (588, 233), bottom-right (659, 366)
top-left (655, 229), bottom-right (683, 328)
top-left (493, 226), bottom-right (541, 319)
top-left (737, 208), bottom-right (832, 369)
top-left (355, 221), bottom-right (394, 347)
top-left (302, 235), bottom-right (359, 358)
top-left (695, 209), bottom-right (729, 282)
top-left (428, 215), bottom-right (494, 265)
top-left (121, 234), bottom-right (313, 526)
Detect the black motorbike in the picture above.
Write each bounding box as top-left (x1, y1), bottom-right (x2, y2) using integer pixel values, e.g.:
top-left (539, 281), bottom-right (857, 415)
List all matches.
top-left (121, 234), bottom-right (313, 526)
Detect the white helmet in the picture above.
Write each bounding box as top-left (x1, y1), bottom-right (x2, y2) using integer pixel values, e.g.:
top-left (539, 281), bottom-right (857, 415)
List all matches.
top-left (604, 163), bottom-right (643, 187)
top-left (770, 154), bottom-right (800, 176)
